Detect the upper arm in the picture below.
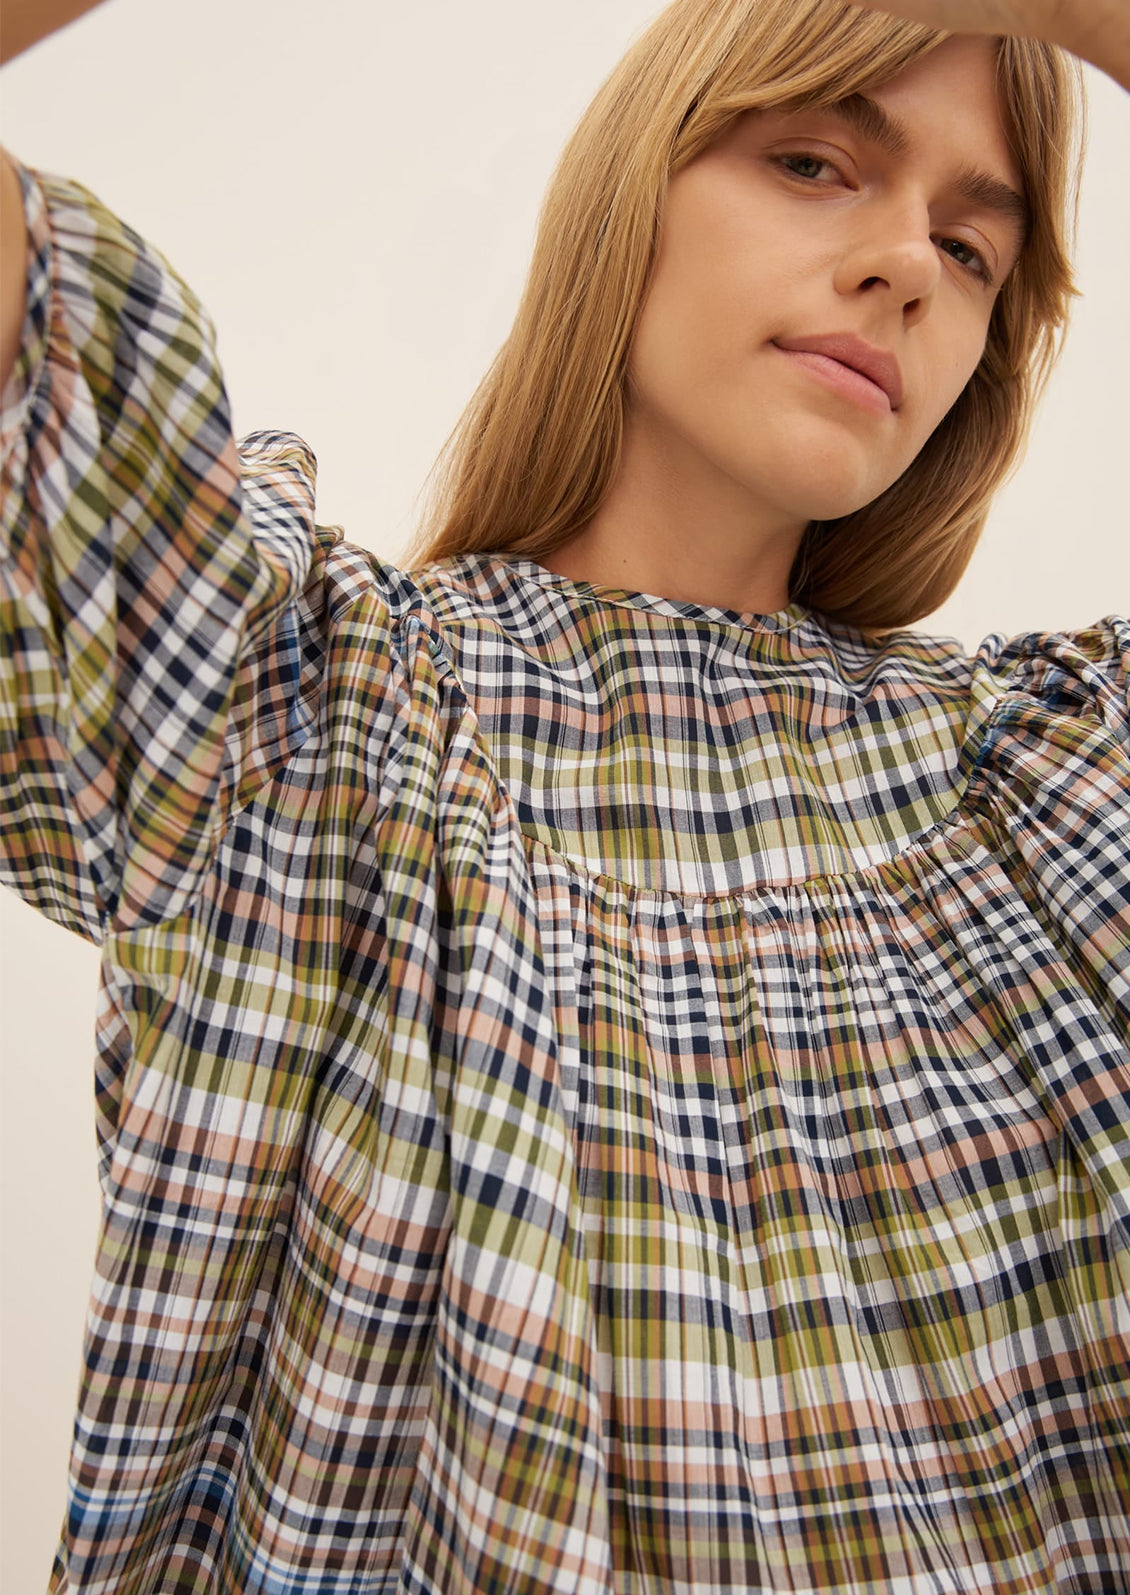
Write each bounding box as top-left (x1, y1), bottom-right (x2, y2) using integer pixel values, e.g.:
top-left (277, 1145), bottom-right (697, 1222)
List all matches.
top-left (0, 148), bottom-right (28, 396)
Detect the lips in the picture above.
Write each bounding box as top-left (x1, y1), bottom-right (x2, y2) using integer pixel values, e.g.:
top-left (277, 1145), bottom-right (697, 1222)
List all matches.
top-left (772, 333), bottom-right (903, 411)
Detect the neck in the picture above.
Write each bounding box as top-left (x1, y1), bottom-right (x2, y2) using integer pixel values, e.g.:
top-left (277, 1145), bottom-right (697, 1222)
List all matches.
top-left (539, 409), bottom-right (806, 614)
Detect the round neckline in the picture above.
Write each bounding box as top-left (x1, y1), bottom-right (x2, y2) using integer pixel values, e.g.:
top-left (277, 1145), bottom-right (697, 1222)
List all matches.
top-left (475, 554), bottom-right (811, 635)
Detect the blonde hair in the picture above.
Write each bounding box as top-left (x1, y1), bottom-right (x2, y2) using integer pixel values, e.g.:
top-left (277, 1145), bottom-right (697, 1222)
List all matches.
top-left (399, 0), bottom-right (1084, 634)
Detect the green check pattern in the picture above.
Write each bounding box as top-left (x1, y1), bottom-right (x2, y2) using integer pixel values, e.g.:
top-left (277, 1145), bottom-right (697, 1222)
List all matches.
top-left (3, 156), bottom-right (1130, 1595)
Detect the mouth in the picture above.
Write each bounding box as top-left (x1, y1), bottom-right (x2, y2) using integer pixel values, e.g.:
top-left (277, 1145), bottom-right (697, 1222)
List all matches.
top-left (771, 333), bottom-right (903, 412)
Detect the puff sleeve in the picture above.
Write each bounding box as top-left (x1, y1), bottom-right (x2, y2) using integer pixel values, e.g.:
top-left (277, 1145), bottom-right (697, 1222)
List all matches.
top-left (964, 617), bottom-right (1130, 1048)
top-left (0, 157), bottom-right (318, 942)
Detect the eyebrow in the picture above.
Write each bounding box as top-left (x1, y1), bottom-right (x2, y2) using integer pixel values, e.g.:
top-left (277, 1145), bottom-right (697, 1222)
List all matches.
top-left (817, 93), bottom-right (1031, 240)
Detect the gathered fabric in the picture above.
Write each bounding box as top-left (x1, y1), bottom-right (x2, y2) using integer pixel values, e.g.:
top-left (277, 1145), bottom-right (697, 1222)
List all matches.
top-left (2, 155), bottom-right (1129, 1595)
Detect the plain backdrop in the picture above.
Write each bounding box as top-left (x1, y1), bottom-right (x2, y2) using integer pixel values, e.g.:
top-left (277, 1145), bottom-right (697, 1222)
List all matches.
top-left (1, 0), bottom-right (1127, 1583)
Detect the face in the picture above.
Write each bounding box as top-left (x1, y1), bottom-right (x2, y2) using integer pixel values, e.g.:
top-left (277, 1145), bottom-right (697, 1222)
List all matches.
top-left (625, 34), bottom-right (1027, 534)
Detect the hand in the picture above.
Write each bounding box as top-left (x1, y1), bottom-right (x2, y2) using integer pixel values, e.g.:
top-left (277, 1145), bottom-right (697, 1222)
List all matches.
top-left (848, 0), bottom-right (1068, 33)
top-left (847, 0), bottom-right (1068, 33)
top-left (0, 0), bottom-right (114, 67)
top-left (848, 0), bottom-right (1130, 82)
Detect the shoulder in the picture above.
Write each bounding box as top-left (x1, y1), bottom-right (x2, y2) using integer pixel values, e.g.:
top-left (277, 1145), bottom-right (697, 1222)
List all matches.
top-left (968, 615), bottom-right (1130, 735)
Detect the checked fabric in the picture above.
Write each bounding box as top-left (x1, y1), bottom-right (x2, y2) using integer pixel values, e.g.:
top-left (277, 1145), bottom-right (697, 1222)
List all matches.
top-left (2, 155), bottom-right (1130, 1595)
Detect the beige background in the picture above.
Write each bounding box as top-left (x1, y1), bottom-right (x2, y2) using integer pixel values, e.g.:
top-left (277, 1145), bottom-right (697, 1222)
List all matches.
top-left (1, 0), bottom-right (1127, 1584)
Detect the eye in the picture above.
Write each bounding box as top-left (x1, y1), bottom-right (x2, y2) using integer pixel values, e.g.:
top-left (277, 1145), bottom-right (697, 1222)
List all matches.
top-left (772, 151), bottom-right (846, 185)
top-left (937, 235), bottom-right (992, 281)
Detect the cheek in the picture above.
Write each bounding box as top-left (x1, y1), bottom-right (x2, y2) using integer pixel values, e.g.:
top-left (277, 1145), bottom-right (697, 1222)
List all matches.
top-left (638, 206), bottom-right (780, 363)
top-left (909, 329), bottom-right (989, 443)
top-left (628, 271), bottom-right (734, 401)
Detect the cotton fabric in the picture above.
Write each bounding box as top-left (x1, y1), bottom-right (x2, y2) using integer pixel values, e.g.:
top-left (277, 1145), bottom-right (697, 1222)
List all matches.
top-left (2, 156), bottom-right (1129, 1595)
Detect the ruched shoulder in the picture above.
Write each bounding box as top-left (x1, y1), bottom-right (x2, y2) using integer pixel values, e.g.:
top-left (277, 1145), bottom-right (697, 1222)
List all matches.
top-left (959, 617), bottom-right (1130, 1071)
top-left (964, 617), bottom-right (1130, 896)
top-left (968, 615), bottom-right (1130, 753)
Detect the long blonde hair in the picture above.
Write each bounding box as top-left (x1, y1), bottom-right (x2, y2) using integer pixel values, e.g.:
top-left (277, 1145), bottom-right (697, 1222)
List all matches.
top-left (399, 0), bottom-right (1084, 634)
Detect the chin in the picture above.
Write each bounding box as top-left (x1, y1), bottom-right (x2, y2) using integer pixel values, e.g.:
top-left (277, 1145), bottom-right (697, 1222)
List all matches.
top-left (750, 445), bottom-right (897, 525)
top-left (788, 481), bottom-right (891, 524)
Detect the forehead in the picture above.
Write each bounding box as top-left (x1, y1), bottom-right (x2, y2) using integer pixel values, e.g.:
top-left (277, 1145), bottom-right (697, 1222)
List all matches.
top-left (724, 36), bottom-right (1027, 230)
top-left (845, 35), bottom-right (1021, 190)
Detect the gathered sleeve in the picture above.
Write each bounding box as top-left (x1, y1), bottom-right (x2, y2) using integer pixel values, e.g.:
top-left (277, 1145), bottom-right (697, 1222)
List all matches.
top-left (0, 157), bottom-right (320, 943)
top-left (963, 617), bottom-right (1130, 1049)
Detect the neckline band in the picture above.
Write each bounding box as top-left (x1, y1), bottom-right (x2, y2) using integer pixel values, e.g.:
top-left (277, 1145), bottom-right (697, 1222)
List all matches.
top-left (467, 554), bottom-right (811, 634)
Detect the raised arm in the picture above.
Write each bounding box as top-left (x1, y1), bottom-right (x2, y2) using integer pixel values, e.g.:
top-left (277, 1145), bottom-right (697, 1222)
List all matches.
top-left (0, 4), bottom-right (320, 943)
top-left (0, 0), bottom-right (112, 65)
top-left (848, 0), bottom-right (1130, 88)
top-left (1, 1), bottom-right (114, 391)
top-left (0, 147), bottom-right (25, 393)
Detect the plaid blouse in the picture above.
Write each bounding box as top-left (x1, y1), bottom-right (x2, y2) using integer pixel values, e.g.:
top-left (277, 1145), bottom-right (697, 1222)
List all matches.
top-left (3, 156), bottom-right (1129, 1595)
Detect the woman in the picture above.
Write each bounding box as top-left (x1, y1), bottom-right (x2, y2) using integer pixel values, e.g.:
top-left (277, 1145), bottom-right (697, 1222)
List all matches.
top-left (1, 0), bottom-right (1128, 1591)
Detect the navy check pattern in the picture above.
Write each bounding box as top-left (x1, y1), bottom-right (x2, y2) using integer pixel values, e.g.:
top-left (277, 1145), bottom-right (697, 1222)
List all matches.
top-left (3, 155), bottom-right (1130, 1595)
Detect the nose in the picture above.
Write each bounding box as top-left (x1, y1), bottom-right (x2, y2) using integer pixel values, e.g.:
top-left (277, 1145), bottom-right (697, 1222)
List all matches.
top-left (833, 199), bottom-right (941, 322)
